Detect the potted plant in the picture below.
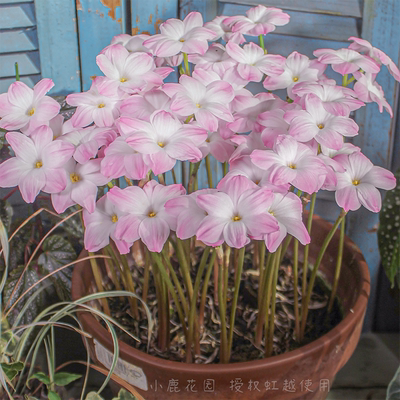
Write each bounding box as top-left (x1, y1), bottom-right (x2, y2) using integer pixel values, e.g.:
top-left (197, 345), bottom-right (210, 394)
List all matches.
top-left (0, 4), bottom-right (398, 399)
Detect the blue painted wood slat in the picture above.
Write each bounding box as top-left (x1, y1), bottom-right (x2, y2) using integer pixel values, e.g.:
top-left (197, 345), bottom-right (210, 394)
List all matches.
top-left (0, 51), bottom-right (40, 77)
top-left (76, 0), bottom-right (125, 90)
top-left (131, 0), bottom-right (179, 35)
top-left (218, 0), bottom-right (363, 18)
top-left (0, 3), bottom-right (36, 29)
top-left (34, 0), bottom-right (81, 95)
top-left (0, 28), bottom-right (38, 54)
top-left (0, 74), bottom-right (40, 93)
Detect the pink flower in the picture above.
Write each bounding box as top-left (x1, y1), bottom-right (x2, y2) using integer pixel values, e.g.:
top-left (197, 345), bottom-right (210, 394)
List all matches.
top-left (163, 75), bottom-right (234, 131)
top-left (199, 130), bottom-right (235, 162)
top-left (263, 52), bottom-right (320, 97)
top-left (59, 126), bottom-right (117, 164)
top-left (96, 44), bottom-right (169, 94)
top-left (196, 176), bottom-right (278, 248)
top-left (229, 131), bottom-right (267, 162)
top-left (353, 72), bottom-right (393, 117)
top-left (0, 79), bottom-right (60, 132)
top-left (204, 16), bottom-right (245, 43)
top-left (313, 48), bottom-right (380, 76)
top-left (292, 82), bottom-right (364, 116)
top-left (284, 95), bottom-right (359, 150)
top-left (111, 33), bottom-right (152, 54)
top-left (224, 5), bottom-right (290, 36)
top-left (348, 36), bottom-right (400, 82)
top-left (189, 43), bottom-right (236, 76)
top-left (119, 89), bottom-right (171, 121)
top-left (264, 192), bottom-right (310, 252)
top-left (226, 42), bottom-right (285, 82)
top-left (83, 193), bottom-right (133, 254)
top-left (51, 158), bottom-right (108, 214)
top-left (67, 79), bottom-right (120, 128)
top-left (143, 12), bottom-right (215, 57)
top-left (165, 189), bottom-right (214, 240)
top-left (335, 152), bottom-right (396, 212)
top-left (251, 135), bottom-right (327, 194)
top-left (0, 126), bottom-right (74, 203)
top-left (108, 181), bottom-right (186, 252)
top-left (258, 109), bottom-right (290, 147)
top-left (100, 135), bottom-right (149, 180)
top-left (118, 111), bottom-right (207, 175)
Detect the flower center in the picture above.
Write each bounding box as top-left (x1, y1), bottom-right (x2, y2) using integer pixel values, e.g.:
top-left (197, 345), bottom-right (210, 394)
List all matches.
top-left (35, 161), bottom-right (43, 169)
top-left (70, 173), bottom-right (81, 183)
top-left (180, 38), bottom-right (185, 42)
top-left (292, 76), bottom-right (299, 82)
top-left (196, 103), bottom-right (202, 108)
top-left (98, 103), bottom-right (106, 108)
top-left (317, 123), bottom-right (325, 129)
top-left (352, 179), bottom-right (361, 186)
top-left (269, 211), bottom-right (275, 216)
top-left (205, 138), bottom-right (210, 143)
top-left (148, 211), bottom-right (156, 218)
top-left (158, 142), bottom-right (165, 148)
top-left (232, 215), bottom-right (241, 222)
top-left (120, 77), bottom-right (127, 82)
top-left (288, 163), bottom-right (297, 169)
top-left (111, 214), bottom-right (118, 223)
top-left (28, 108), bottom-right (35, 116)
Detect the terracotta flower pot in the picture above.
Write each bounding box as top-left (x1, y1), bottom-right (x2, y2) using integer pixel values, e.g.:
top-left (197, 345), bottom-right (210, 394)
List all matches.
top-left (71, 215), bottom-right (370, 400)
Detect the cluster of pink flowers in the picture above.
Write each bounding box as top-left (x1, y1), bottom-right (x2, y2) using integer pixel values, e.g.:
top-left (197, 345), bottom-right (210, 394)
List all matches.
top-left (0, 5), bottom-right (397, 254)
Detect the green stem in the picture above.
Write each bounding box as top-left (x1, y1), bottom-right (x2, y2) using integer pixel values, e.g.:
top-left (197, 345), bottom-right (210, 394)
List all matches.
top-left (199, 249), bottom-right (216, 328)
top-left (293, 239), bottom-right (300, 340)
top-left (302, 192), bottom-right (317, 299)
top-left (171, 168), bottom-right (177, 184)
top-left (227, 247), bottom-right (245, 360)
top-left (151, 252), bottom-right (188, 338)
top-left (205, 155), bottom-right (213, 188)
top-left (218, 249), bottom-right (228, 363)
top-left (157, 174), bottom-right (165, 185)
top-left (280, 235), bottom-right (292, 265)
top-left (188, 161), bottom-right (202, 193)
top-left (181, 162), bottom-right (187, 190)
top-left (15, 62), bottom-right (20, 81)
top-left (186, 247), bottom-right (213, 362)
top-left (300, 211), bottom-right (347, 340)
top-left (257, 242), bottom-right (266, 307)
top-left (328, 213), bottom-right (346, 312)
top-left (223, 161), bottom-right (228, 177)
top-left (88, 252), bottom-right (110, 316)
top-left (342, 73), bottom-right (348, 87)
top-left (258, 34), bottom-right (266, 53)
top-left (183, 52), bottom-right (190, 75)
top-left (266, 246), bottom-right (282, 357)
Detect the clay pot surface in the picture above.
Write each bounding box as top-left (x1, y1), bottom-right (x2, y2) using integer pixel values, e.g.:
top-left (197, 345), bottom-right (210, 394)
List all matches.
top-left (71, 215), bottom-right (370, 400)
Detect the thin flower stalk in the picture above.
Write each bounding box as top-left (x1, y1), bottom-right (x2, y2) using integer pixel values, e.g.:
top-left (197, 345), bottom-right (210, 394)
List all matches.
top-left (205, 155), bottom-right (214, 188)
top-left (293, 239), bottom-right (300, 340)
top-left (199, 251), bottom-right (217, 328)
top-left (218, 248), bottom-right (228, 363)
top-left (88, 252), bottom-right (110, 316)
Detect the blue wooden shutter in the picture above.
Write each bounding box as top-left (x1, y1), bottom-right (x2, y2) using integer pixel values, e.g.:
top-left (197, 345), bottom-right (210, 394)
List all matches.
top-left (0, 0), bottom-right (40, 92)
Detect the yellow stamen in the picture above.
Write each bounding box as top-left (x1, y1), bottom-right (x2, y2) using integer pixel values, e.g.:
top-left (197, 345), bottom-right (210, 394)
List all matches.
top-left (269, 211), bottom-right (275, 216)
top-left (205, 139), bottom-right (210, 143)
top-left (35, 161), bottom-right (43, 169)
top-left (158, 142), bottom-right (165, 148)
top-left (288, 163), bottom-right (297, 169)
top-left (232, 215), bottom-right (241, 222)
top-left (120, 77), bottom-right (127, 82)
top-left (180, 38), bottom-right (185, 42)
top-left (70, 173), bottom-right (81, 183)
top-left (28, 108), bottom-right (35, 116)
top-left (352, 179), bottom-right (361, 186)
top-left (196, 103), bottom-right (201, 108)
top-left (317, 123), bottom-right (324, 129)
top-left (111, 214), bottom-right (118, 223)
top-left (292, 76), bottom-right (299, 82)
top-left (255, 180), bottom-right (260, 185)
top-left (148, 211), bottom-right (156, 218)
top-left (98, 103), bottom-right (106, 108)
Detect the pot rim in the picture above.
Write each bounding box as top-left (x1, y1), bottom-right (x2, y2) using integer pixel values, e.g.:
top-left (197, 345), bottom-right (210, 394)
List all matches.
top-left (71, 215), bottom-right (370, 374)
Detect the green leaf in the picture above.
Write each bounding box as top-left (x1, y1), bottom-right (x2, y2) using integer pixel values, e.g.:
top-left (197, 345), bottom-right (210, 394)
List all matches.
top-left (1, 360), bottom-right (24, 380)
top-left (48, 390), bottom-right (62, 400)
top-left (0, 199), bottom-right (13, 233)
top-left (387, 366), bottom-right (400, 399)
top-left (112, 389), bottom-right (138, 400)
top-left (53, 371), bottom-right (81, 386)
top-left (24, 396), bottom-right (39, 400)
top-left (378, 168), bottom-right (400, 288)
top-left (4, 264), bottom-right (47, 326)
top-left (29, 371), bottom-right (51, 385)
top-left (85, 392), bottom-right (104, 400)
top-left (38, 234), bottom-right (76, 301)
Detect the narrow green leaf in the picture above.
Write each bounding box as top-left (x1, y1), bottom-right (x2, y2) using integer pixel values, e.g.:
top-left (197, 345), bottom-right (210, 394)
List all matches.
top-left (48, 390), bottom-right (62, 400)
top-left (53, 371), bottom-right (82, 386)
top-left (387, 366), bottom-right (400, 399)
top-left (112, 389), bottom-right (138, 400)
top-left (29, 371), bottom-right (51, 385)
top-left (85, 392), bottom-right (104, 400)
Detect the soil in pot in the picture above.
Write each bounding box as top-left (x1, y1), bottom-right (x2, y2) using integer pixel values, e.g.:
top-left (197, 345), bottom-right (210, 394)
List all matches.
top-left (95, 245), bottom-right (343, 364)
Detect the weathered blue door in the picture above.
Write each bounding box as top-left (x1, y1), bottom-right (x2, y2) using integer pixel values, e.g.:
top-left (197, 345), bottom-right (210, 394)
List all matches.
top-left (1, 0), bottom-right (399, 328)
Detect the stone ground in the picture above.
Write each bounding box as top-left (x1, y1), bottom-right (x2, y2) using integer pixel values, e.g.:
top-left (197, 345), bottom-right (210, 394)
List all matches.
top-left (327, 333), bottom-right (399, 400)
